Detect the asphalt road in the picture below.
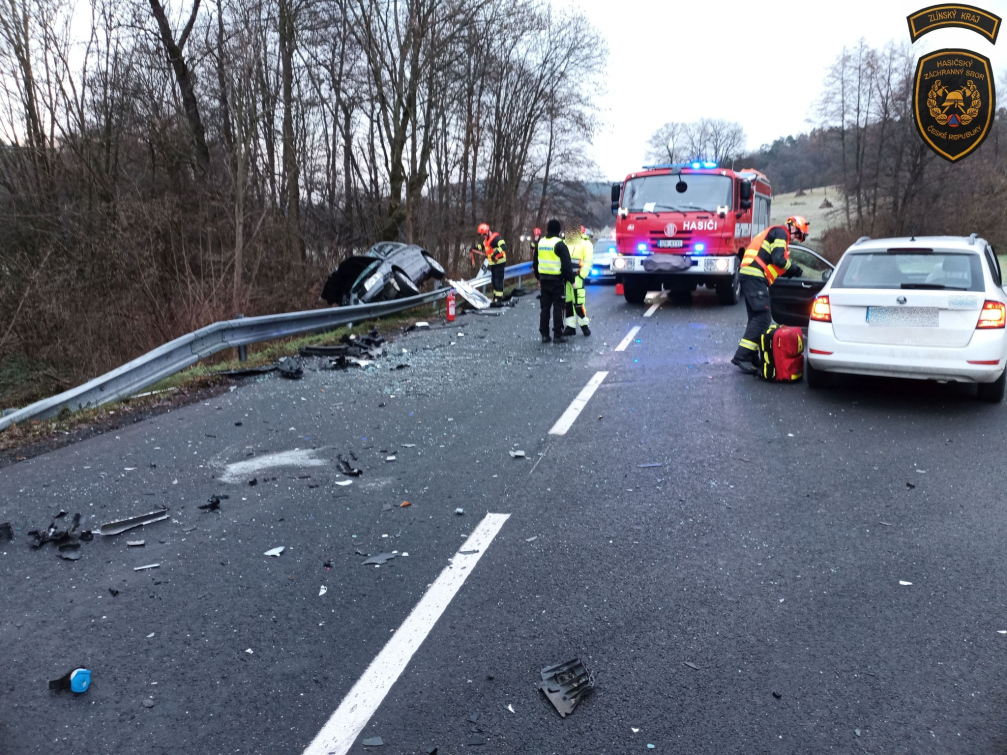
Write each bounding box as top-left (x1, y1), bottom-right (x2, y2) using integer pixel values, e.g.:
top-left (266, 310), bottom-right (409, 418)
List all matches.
top-left (3, 281), bottom-right (1007, 754)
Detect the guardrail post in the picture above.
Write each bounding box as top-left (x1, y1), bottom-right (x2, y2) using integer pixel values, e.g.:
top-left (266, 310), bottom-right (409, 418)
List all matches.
top-left (236, 314), bottom-right (247, 362)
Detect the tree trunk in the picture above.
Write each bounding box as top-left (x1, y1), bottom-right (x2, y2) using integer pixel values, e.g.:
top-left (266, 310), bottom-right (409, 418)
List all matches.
top-left (148, 0), bottom-right (211, 175)
top-left (278, 0), bottom-right (303, 265)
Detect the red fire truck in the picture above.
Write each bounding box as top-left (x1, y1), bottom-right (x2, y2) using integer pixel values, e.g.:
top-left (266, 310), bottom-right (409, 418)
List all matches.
top-left (610, 162), bottom-right (773, 305)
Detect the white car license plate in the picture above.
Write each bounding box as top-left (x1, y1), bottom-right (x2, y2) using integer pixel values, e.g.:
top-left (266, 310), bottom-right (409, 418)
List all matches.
top-left (867, 306), bottom-right (939, 327)
top-left (656, 239), bottom-right (683, 248)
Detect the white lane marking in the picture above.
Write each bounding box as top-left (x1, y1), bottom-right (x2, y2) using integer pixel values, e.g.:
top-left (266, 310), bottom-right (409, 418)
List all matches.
top-left (548, 371), bottom-right (609, 436)
top-left (643, 301), bottom-right (663, 317)
top-left (304, 513), bottom-right (511, 755)
top-left (216, 448), bottom-right (326, 483)
top-left (615, 326), bottom-right (641, 352)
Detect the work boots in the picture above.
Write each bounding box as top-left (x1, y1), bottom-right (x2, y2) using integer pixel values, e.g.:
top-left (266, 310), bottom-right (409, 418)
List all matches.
top-left (541, 334), bottom-right (552, 344)
top-left (731, 356), bottom-right (758, 375)
top-left (553, 333), bottom-right (568, 344)
top-left (581, 325), bottom-right (591, 337)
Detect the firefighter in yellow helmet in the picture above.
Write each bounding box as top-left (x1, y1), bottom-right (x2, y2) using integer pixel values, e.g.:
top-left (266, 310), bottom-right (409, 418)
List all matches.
top-left (473, 222), bottom-right (507, 306)
top-left (563, 226), bottom-right (594, 337)
top-left (731, 215), bottom-right (808, 373)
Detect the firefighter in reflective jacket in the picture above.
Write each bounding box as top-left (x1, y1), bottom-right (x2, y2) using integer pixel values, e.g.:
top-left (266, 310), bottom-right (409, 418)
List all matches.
top-left (564, 226), bottom-right (593, 337)
top-left (474, 222), bottom-right (507, 306)
top-left (731, 215), bottom-right (809, 373)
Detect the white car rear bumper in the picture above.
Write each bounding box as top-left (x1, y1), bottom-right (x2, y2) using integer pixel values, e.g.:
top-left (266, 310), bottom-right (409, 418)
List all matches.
top-left (807, 321), bottom-right (1007, 383)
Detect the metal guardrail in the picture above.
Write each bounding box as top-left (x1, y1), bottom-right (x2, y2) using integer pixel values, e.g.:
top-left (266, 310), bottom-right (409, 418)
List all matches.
top-left (0, 261), bottom-right (534, 431)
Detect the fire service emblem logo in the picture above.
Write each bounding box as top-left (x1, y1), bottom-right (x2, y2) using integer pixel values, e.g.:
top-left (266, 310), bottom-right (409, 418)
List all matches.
top-left (913, 48), bottom-right (995, 162)
top-left (664, 223), bottom-right (678, 237)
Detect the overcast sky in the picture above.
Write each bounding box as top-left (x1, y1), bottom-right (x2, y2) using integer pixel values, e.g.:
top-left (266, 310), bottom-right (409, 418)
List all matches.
top-left (556, 0), bottom-right (1007, 179)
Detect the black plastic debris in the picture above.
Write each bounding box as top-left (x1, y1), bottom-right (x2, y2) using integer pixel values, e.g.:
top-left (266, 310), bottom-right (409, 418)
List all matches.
top-left (278, 357), bottom-right (303, 380)
top-left (773, 691), bottom-right (782, 699)
top-left (467, 712), bottom-right (481, 723)
top-left (539, 659), bottom-right (594, 718)
top-left (466, 734), bottom-right (486, 746)
top-left (249, 478), bottom-right (258, 486)
top-left (426, 748), bottom-right (438, 755)
top-left (906, 482), bottom-right (916, 489)
top-left (338, 455), bottom-right (363, 477)
top-left (362, 737), bottom-right (384, 747)
top-left (324, 558), bottom-right (334, 569)
top-left (108, 588), bottom-right (119, 597)
top-left (0, 522), bottom-right (13, 543)
top-left (98, 509), bottom-right (169, 536)
top-left (58, 543), bottom-right (82, 560)
top-left (362, 552), bottom-right (395, 566)
top-left (199, 497), bottom-right (222, 512)
top-left (217, 365), bottom-right (278, 378)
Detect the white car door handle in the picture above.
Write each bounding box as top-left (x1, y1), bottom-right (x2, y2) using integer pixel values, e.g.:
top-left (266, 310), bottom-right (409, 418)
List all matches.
top-left (801, 282), bottom-right (813, 288)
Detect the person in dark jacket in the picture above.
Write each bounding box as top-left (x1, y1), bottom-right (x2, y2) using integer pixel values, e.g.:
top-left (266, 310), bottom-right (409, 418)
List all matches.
top-left (533, 218), bottom-right (576, 343)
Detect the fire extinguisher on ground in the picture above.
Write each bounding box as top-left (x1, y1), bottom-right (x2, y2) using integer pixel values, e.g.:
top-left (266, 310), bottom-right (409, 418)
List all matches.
top-left (446, 290), bottom-right (456, 322)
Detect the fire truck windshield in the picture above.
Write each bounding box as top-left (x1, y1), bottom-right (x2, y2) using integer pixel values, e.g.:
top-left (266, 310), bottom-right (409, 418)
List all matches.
top-left (623, 174), bottom-right (732, 213)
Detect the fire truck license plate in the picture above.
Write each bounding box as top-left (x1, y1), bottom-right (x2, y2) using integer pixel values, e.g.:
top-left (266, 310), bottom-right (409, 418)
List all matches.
top-left (656, 239), bottom-right (683, 248)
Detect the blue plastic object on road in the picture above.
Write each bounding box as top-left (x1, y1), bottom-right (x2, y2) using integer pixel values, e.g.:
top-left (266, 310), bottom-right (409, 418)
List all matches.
top-left (70, 669), bottom-right (91, 693)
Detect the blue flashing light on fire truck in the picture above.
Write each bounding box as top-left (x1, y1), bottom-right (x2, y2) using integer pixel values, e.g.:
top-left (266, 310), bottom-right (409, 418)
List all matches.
top-left (610, 162), bottom-right (772, 305)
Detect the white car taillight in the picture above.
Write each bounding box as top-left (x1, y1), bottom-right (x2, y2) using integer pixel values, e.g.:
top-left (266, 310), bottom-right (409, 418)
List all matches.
top-left (976, 300), bottom-right (1006, 329)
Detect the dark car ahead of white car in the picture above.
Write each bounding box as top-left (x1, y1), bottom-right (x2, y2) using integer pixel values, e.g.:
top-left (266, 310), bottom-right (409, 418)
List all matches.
top-left (321, 242), bottom-right (445, 306)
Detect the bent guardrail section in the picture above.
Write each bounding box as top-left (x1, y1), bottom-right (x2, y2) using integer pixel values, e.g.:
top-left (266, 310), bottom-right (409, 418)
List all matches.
top-left (0, 262), bottom-right (533, 430)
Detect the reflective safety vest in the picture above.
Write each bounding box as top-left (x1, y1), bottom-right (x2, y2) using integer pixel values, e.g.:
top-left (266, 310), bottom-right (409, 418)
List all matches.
top-left (537, 236), bottom-right (563, 276)
top-left (740, 226), bottom-right (791, 285)
top-left (480, 232), bottom-right (507, 265)
top-left (571, 239), bottom-right (594, 286)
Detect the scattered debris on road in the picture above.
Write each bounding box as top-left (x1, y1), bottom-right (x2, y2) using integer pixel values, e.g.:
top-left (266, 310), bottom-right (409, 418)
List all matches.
top-left (264, 547), bottom-right (285, 557)
top-left (525, 536), bottom-right (537, 543)
top-left (277, 357), bottom-right (303, 379)
top-left (855, 728), bottom-right (861, 736)
top-left (97, 508), bottom-right (169, 537)
top-left (509, 450), bottom-right (526, 458)
top-left (338, 455), bottom-right (363, 477)
top-left (362, 552), bottom-right (395, 565)
top-left (507, 704), bottom-right (515, 713)
top-left (361, 737), bottom-right (384, 747)
top-left (217, 364), bottom-right (278, 379)
top-left (199, 496), bottom-right (224, 512)
top-left (539, 659), bottom-right (594, 718)
top-left (773, 691), bottom-right (782, 699)
top-left (638, 462), bottom-right (662, 468)
top-left (318, 586), bottom-right (327, 597)
top-left (133, 563), bottom-right (160, 571)
top-left (455, 508), bottom-right (464, 515)
top-left (467, 712), bottom-right (481, 723)
top-left (879, 521), bottom-right (894, 527)
top-left (400, 501), bottom-right (411, 507)
top-left (142, 699), bottom-right (155, 708)
top-left (127, 540), bottom-right (145, 547)
top-left (0, 522), bottom-right (13, 542)
top-left (335, 479), bottom-right (354, 486)
top-left (899, 580), bottom-right (912, 586)
top-left (49, 668), bottom-right (91, 693)
top-left (906, 482), bottom-right (915, 489)
top-left (683, 662), bottom-right (698, 670)
top-left (447, 279), bottom-right (491, 309)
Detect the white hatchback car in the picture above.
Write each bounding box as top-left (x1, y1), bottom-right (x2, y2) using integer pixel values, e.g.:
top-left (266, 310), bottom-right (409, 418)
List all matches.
top-left (806, 235), bottom-right (1007, 402)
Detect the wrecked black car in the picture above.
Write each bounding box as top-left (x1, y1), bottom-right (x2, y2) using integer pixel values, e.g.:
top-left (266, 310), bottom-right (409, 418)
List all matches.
top-left (321, 242), bottom-right (446, 306)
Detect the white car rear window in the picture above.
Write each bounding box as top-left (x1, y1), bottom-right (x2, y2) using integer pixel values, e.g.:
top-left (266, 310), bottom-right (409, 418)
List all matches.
top-left (833, 252), bottom-right (984, 292)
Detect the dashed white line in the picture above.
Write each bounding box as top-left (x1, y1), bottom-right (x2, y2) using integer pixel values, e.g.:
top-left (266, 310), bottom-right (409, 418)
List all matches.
top-left (615, 326), bottom-right (641, 352)
top-left (643, 300), bottom-right (663, 317)
top-left (304, 513), bottom-right (511, 755)
top-left (548, 371), bottom-right (609, 435)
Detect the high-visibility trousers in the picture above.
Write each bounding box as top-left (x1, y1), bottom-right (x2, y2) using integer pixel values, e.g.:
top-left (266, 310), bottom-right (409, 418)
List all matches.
top-left (733, 276), bottom-right (771, 363)
top-left (565, 278), bottom-right (588, 328)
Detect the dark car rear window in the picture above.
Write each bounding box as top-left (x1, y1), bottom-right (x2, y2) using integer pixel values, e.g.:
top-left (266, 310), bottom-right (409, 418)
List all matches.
top-left (833, 251), bottom-right (985, 292)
